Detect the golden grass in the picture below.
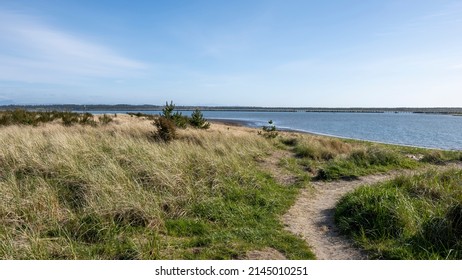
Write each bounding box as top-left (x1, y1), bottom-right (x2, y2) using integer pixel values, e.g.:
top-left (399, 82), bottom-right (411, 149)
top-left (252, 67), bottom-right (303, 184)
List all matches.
top-left (1, 115), bottom-right (296, 259)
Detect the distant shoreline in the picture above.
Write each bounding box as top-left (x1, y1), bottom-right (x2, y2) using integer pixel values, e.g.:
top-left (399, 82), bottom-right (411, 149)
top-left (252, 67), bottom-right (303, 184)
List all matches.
top-left (2, 104), bottom-right (462, 115)
top-left (209, 118), bottom-right (456, 151)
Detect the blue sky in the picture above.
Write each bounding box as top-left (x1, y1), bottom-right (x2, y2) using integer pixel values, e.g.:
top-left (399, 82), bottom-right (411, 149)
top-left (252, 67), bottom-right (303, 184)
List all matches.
top-left (0, 0), bottom-right (461, 106)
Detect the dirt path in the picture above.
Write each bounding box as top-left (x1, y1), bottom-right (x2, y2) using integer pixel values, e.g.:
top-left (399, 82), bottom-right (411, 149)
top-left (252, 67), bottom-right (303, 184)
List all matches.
top-left (282, 164), bottom-right (462, 260)
top-left (283, 172), bottom-right (398, 259)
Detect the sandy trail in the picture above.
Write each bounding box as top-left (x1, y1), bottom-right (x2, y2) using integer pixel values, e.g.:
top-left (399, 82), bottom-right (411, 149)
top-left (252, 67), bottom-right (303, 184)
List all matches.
top-left (283, 173), bottom-right (397, 259)
top-left (282, 164), bottom-right (462, 260)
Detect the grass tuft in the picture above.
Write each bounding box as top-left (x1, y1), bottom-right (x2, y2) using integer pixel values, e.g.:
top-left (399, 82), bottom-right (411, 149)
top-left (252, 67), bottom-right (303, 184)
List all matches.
top-left (335, 169), bottom-right (462, 259)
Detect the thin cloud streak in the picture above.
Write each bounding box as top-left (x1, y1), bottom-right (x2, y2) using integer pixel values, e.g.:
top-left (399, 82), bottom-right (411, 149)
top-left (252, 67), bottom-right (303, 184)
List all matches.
top-left (0, 10), bottom-right (147, 84)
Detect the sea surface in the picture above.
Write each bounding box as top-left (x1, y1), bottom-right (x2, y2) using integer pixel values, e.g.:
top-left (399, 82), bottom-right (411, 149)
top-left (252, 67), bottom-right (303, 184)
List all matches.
top-left (89, 110), bottom-right (462, 151)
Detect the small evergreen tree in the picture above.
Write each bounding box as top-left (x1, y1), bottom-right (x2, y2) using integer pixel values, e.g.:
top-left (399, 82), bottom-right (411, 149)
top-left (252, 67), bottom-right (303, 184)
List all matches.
top-left (160, 101), bottom-right (188, 128)
top-left (189, 109), bottom-right (210, 129)
top-left (172, 111), bottom-right (189, 129)
top-left (161, 101), bottom-right (175, 119)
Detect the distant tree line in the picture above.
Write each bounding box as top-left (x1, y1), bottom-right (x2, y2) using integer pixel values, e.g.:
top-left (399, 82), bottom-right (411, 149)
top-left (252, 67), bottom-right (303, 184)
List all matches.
top-left (1, 104), bottom-right (462, 115)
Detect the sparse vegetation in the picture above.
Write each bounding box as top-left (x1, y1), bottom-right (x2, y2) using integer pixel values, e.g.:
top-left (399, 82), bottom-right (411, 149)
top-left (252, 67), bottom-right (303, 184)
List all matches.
top-left (127, 112), bottom-right (156, 120)
top-left (335, 169), bottom-right (462, 259)
top-left (260, 120), bottom-right (278, 138)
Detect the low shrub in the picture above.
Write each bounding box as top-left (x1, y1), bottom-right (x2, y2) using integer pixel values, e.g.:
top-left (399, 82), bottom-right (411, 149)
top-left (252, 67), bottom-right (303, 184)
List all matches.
top-left (79, 113), bottom-right (97, 126)
top-left (261, 120), bottom-right (278, 138)
top-left (280, 137), bottom-right (298, 146)
top-left (421, 151), bottom-right (445, 165)
top-left (189, 109), bottom-right (210, 129)
top-left (153, 116), bottom-right (176, 142)
top-left (99, 114), bottom-right (113, 125)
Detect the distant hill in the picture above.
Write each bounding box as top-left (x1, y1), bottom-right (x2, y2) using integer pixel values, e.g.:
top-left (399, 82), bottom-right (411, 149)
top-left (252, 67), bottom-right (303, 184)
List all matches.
top-left (1, 104), bottom-right (462, 115)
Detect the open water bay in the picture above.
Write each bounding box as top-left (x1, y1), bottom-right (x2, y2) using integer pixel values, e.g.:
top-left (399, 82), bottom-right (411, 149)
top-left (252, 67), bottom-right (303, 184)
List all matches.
top-left (92, 110), bottom-right (462, 150)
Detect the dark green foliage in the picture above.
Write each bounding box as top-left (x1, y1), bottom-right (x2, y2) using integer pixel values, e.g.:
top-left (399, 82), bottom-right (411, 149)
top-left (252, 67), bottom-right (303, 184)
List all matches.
top-left (61, 112), bottom-right (80, 126)
top-left (189, 109), bottom-right (210, 129)
top-left (159, 101), bottom-right (190, 128)
top-left (98, 114), bottom-right (113, 125)
top-left (0, 109), bottom-right (100, 127)
top-left (153, 116), bottom-right (176, 142)
top-left (172, 111), bottom-right (189, 129)
top-left (448, 203), bottom-right (462, 237)
top-left (161, 101), bottom-right (175, 119)
top-left (280, 137), bottom-right (298, 146)
top-left (79, 113), bottom-right (97, 126)
top-left (0, 109), bottom-right (39, 126)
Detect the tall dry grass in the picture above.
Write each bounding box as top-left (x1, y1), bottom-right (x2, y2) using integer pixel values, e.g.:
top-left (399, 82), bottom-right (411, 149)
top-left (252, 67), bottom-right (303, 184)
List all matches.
top-left (0, 116), bottom-right (313, 259)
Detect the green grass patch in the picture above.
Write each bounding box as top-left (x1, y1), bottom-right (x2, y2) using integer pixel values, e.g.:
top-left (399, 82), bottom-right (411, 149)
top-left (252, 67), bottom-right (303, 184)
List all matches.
top-left (315, 147), bottom-right (419, 181)
top-left (335, 169), bottom-right (462, 259)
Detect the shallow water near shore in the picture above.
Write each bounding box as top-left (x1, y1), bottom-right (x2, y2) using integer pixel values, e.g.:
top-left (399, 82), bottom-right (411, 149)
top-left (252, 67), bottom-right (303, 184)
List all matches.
top-left (87, 111), bottom-right (462, 150)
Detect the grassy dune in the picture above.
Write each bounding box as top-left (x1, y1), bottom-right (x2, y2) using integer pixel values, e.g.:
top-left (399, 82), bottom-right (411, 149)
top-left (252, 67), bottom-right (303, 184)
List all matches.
top-left (335, 169), bottom-right (462, 259)
top-left (0, 115), bottom-right (314, 259)
top-left (1, 113), bottom-right (460, 259)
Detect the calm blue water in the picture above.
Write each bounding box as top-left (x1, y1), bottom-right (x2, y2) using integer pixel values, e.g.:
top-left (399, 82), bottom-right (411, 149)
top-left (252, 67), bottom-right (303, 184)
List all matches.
top-left (90, 111), bottom-right (462, 151)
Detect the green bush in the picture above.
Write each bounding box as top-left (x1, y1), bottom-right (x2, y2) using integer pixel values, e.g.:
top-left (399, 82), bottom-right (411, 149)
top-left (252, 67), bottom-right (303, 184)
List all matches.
top-left (172, 112), bottom-right (189, 129)
top-left (79, 113), bottom-right (97, 126)
top-left (189, 109), bottom-right (210, 129)
top-left (161, 101), bottom-right (175, 119)
top-left (62, 112), bottom-right (80, 126)
top-left (160, 101), bottom-right (191, 128)
top-left (421, 151), bottom-right (445, 165)
top-left (98, 114), bottom-right (113, 125)
top-left (153, 116), bottom-right (176, 142)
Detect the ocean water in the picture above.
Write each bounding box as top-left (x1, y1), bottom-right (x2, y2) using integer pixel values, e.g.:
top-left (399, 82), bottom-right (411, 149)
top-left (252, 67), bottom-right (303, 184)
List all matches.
top-left (91, 110), bottom-right (462, 150)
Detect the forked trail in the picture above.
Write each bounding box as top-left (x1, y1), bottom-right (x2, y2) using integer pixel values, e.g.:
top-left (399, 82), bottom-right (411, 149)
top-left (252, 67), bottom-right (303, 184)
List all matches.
top-left (282, 164), bottom-right (462, 260)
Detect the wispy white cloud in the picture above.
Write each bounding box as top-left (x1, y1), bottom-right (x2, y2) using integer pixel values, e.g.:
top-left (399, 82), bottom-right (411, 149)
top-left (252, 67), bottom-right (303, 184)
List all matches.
top-left (0, 10), bottom-right (147, 84)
